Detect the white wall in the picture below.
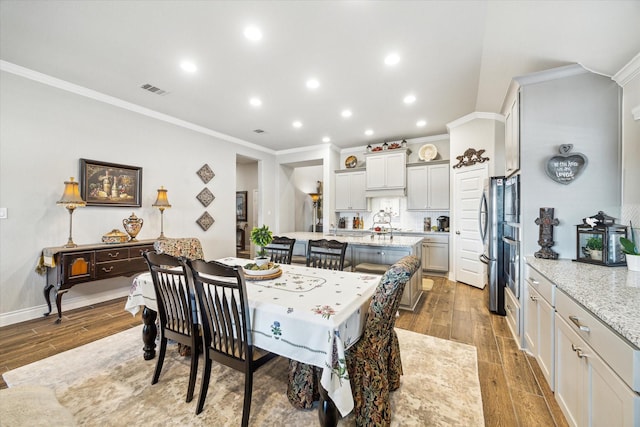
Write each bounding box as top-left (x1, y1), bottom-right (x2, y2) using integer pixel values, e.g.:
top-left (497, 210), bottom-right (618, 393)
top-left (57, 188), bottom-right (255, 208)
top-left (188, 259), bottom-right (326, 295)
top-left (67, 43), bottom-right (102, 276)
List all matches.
top-left (292, 166), bottom-right (323, 232)
top-left (447, 114), bottom-right (505, 178)
top-left (0, 71), bottom-right (277, 325)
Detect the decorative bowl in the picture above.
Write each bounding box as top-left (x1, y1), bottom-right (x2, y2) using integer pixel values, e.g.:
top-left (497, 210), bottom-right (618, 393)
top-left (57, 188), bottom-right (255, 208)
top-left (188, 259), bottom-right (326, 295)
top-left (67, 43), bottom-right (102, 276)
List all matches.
top-left (102, 229), bottom-right (129, 244)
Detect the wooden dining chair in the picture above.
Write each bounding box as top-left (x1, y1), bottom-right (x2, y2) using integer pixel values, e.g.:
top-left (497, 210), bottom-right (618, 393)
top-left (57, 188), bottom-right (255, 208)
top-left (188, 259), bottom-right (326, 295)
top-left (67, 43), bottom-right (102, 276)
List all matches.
top-left (265, 236), bottom-right (296, 264)
top-left (185, 259), bottom-right (278, 426)
top-left (307, 239), bottom-right (349, 270)
top-left (345, 255), bottom-right (421, 426)
top-left (142, 251), bottom-right (199, 403)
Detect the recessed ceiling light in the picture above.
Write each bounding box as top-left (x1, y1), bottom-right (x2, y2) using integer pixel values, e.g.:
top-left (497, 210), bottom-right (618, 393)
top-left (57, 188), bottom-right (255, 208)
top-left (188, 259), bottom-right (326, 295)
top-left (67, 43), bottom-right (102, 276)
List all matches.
top-left (384, 53), bottom-right (400, 66)
top-left (322, 136), bottom-right (331, 143)
top-left (244, 26), bottom-right (263, 41)
top-left (306, 79), bottom-right (320, 89)
top-left (404, 94), bottom-right (416, 104)
top-left (292, 121), bottom-right (303, 128)
top-left (365, 129), bottom-right (374, 136)
top-left (249, 97), bottom-right (262, 107)
top-left (416, 119), bottom-right (427, 127)
top-left (180, 61), bottom-right (197, 73)
top-left (341, 109), bottom-right (352, 118)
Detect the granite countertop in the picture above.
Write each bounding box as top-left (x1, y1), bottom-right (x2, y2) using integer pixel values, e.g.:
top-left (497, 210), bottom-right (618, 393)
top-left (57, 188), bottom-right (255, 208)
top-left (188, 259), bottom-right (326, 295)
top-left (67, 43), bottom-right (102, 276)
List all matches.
top-left (280, 231), bottom-right (424, 247)
top-left (526, 256), bottom-right (640, 348)
top-left (331, 229), bottom-right (450, 237)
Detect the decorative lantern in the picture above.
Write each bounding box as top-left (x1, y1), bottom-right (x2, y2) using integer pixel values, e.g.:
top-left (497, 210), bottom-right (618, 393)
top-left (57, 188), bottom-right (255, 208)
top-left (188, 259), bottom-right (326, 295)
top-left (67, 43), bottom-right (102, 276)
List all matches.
top-left (575, 211), bottom-right (627, 266)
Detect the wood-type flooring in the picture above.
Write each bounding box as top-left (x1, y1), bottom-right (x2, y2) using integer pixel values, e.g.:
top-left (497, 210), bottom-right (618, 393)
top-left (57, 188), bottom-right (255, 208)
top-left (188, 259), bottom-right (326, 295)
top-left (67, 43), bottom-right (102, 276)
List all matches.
top-left (0, 275), bottom-right (568, 426)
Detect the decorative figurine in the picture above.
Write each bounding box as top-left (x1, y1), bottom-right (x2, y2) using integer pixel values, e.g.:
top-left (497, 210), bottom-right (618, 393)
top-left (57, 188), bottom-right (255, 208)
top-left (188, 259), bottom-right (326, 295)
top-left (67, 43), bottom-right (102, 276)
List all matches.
top-left (534, 208), bottom-right (559, 259)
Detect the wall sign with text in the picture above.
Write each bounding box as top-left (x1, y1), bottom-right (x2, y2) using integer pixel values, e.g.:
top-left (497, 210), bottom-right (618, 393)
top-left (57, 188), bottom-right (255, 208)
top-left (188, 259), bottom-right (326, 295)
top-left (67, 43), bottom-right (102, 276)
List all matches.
top-left (545, 144), bottom-right (588, 185)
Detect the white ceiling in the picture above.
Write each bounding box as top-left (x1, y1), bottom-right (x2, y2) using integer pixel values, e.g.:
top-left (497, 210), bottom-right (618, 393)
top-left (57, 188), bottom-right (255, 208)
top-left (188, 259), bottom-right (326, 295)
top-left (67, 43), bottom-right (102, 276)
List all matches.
top-left (1, 1), bottom-right (639, 152)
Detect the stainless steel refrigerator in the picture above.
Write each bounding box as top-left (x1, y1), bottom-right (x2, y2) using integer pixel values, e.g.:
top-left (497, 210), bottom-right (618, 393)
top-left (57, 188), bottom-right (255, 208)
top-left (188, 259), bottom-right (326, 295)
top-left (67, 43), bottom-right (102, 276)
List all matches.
top-left (479, 176), bottom-right (506, 315)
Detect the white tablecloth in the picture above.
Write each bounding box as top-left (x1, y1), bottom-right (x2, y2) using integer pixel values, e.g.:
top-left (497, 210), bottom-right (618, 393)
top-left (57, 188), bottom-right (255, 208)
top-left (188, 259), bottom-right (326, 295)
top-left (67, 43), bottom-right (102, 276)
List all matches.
top-left (125, 257), bottom-right (380, 416)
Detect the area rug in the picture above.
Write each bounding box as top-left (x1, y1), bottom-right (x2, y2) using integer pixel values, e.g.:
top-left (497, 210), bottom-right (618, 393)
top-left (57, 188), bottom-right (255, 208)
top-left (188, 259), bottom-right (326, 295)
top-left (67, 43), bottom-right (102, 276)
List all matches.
top-left (3, 326), bottom-right (484, 426)
top-left (422, 278), bottom-right (434, 291)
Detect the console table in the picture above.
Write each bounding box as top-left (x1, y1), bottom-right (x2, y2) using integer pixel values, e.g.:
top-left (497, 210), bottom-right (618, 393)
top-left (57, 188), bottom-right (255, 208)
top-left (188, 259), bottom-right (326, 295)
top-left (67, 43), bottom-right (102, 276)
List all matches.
top-left (38, 239), bottom-right (156, 323)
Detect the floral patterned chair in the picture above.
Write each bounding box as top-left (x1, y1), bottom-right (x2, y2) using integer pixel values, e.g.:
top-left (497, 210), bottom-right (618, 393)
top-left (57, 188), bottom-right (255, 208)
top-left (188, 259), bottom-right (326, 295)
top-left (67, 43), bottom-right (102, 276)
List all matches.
top-left (153, 237), bottom-right (204, 260)
top-left (286, 255), bottom-right (421, 426)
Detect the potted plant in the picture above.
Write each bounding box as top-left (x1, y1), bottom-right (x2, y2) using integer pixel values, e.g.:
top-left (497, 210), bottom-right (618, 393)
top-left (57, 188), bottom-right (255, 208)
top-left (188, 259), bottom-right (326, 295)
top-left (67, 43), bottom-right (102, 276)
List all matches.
top-left (250, 224), bottom-right (273, 266)
top-left (585, 236), bottom-right (603, 261)
top-left (620, 222), bottom-right (639, 272)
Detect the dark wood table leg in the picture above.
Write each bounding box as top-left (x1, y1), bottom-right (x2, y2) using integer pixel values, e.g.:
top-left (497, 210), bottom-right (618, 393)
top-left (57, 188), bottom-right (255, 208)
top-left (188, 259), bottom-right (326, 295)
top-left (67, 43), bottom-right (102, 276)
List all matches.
top-left (43, 284), bottom-right (54, 317)
top-left (54, 289), bottom-right (66, 324)
top-left (318, 384), bottom-right (339, 427)
top-left (142, 306), bottom-right (157, 360)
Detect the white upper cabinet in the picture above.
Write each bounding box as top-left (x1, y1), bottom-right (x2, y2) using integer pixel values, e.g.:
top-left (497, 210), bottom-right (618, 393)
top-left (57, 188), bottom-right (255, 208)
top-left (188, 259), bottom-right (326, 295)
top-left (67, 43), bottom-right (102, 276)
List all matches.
top-left (407, 163), bottom-right (450, 210)
top-left (505, 94), bottom-right (520, 177)
top-left (365, 151), bottom-right (407, 191)
top-left (334, 170), bottom-right (367, 211)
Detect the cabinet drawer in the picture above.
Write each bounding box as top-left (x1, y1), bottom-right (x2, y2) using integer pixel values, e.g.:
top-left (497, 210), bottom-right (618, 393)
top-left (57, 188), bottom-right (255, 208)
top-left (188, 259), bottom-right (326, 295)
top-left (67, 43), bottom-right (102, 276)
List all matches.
top-left (505, 287), bottom-right (521, 340)
top-left (556, 290), bottom-right (640, 392)
top-left (95, 259), bottom-right (135, 279)
top-left (422, 234), bottom-right (449, 244)
top-left (525, 264), bottom-right (554, 306)
top-left (130, 244), bottom-right (155, 259)
top-left (96, 247), bottom-right (129, 262)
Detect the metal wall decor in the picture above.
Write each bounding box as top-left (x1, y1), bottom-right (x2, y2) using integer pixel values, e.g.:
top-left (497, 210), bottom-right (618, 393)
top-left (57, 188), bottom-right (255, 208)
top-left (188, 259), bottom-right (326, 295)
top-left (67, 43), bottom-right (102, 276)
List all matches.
top-left (196, 211), bottom-right (214, 231)
top-left (534, 208), bottom-right (559, 259)
top-left (452, 148), bottom-right (490, 169)
top-left (196, 164), bottom-right (215, 184)
top-left (196, 187), bottom-right (215, 207)
top-left (545, 144), bottom-right (588, 185)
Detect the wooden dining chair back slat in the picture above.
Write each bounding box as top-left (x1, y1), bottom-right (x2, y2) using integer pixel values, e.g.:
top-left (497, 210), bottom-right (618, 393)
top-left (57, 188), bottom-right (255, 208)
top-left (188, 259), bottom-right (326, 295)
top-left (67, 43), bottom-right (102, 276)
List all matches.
top-left (185, 259), bottom-right (277, 426)
top-left (265, 236), bottom-right (296, 264)
top-left (307, 239), bottom-right (348, 270)
top-left (142, 251), bottom-right (199, 403)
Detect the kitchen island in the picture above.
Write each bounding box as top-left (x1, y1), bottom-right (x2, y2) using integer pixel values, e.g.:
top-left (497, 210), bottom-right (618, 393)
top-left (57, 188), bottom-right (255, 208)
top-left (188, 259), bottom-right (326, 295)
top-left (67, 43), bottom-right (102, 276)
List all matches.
top-left (281, 232), bottom-right (424, 311)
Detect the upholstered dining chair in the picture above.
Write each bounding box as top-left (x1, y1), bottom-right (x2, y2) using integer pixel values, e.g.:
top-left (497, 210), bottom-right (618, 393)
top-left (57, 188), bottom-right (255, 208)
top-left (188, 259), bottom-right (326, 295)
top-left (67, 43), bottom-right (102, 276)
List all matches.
top-left (265, 236), bottom-right (296, 264)
top-left (142, 251), bottom-right (199, 403)
top-left (345, 255), bottom-right (421, 426)
top-left (185, 258), bottom-right (278, 426)
top-left (307, 239), bottom-right (349, 271)
top-left (153, 237), bottom-right (204, 260)
top-left (286, 255), bottom-right (421, 426)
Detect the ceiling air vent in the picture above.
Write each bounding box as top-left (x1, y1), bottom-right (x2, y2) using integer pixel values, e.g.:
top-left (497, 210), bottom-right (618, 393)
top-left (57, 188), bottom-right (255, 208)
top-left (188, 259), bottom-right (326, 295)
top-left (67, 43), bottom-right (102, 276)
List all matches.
top-left (140, 83), bottom-right (168, 96)
top-left (253, 129), bottom-right (265, 134)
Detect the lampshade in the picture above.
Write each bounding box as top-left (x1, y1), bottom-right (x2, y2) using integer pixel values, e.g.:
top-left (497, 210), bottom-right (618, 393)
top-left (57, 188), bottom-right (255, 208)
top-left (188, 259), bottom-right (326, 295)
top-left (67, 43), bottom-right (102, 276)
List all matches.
top-left (308, 193), bottom-right (320, 203)
top-left (153, 186), bottom-right (172, 209)
top-left (57, 177), bottom-right (86, 208)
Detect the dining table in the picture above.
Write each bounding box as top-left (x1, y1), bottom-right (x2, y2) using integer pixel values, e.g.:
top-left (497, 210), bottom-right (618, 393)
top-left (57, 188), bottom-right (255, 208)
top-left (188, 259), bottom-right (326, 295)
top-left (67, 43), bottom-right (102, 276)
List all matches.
top-left (124, 257), bottom-right (381, 423)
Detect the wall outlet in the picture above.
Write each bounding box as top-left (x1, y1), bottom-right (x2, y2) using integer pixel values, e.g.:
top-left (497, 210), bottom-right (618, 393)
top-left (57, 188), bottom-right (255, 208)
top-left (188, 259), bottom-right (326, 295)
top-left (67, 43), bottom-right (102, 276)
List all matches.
top-left (0, 208), bottom-right (7, 219)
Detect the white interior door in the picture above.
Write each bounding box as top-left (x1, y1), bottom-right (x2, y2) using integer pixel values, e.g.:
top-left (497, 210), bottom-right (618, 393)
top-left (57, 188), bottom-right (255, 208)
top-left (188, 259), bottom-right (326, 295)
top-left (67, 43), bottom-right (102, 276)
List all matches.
top-left (453, 164), bottom-right (488, 288)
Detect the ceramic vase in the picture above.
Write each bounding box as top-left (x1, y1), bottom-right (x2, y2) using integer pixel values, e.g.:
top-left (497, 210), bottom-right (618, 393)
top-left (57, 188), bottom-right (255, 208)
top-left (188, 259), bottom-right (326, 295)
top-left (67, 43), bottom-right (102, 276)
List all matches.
top-left (626, 254), bottom-right (640, 272)
top-left (255, 256), bottom-right (269, 267)
top-left (123, 212), bottom-right (143, 242)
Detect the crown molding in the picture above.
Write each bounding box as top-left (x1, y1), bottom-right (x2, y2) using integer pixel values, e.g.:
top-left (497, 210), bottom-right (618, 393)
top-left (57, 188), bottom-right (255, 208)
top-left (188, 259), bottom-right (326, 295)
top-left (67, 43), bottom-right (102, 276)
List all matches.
top-left (446, 112), bottom-right (505, 131)
top-left (0, 60), bottom-right (275, 155)
top-left (613, 52), bottom-right (640, 87)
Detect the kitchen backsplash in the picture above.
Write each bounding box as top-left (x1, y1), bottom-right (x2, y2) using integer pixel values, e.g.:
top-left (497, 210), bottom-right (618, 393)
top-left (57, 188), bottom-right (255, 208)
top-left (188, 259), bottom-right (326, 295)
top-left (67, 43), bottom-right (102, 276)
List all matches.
top-left (334, 197), bottom-right (449, 232)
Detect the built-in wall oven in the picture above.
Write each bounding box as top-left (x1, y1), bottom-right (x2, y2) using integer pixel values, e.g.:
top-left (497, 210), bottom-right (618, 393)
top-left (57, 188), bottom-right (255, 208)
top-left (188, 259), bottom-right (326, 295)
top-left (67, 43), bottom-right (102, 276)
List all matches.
top-left (503, 223), bottom-right (520, 299)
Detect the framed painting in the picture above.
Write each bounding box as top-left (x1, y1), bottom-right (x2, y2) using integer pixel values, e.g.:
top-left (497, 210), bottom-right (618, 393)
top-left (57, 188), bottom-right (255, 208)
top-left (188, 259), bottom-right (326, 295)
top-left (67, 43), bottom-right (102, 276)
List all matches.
top-left (79, 159), bottom-right (142, 207)
top-left (236, 191), bottom-right (247, 221)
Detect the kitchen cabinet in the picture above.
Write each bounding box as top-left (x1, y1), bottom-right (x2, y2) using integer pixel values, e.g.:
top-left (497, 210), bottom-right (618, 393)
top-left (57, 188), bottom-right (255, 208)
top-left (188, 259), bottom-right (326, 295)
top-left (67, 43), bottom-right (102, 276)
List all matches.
top-left (505, 287), bottom-right (521, 343)
top-left (422, 234), bottom-right (448, 272)
top-left (365, 150), bottom-right (407, 191)
top-left (334, 170), bottom-right (367, 211)
top-left (523, 265), bottom-right (555, 389)
top-left (555, 290), bottom-right (639, 427)
top-left (504, 93), bottom-right (520, 177)
top-left (407, 162), bottom-right (450, 210)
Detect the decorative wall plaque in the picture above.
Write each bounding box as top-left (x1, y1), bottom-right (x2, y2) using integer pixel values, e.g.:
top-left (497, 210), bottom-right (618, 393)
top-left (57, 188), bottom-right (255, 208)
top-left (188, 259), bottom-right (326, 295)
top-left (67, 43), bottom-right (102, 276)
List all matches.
top-left (545, 144), bottom-right (587, 185)
top-left (196, 188), bottom-right (215, 207)
top-left (452, 148), bottom-right (490, 169)
top-left (534, 208), bottom-right (559, 259)
top-left (196, 211), bottom-right (214, 231)
top-left (196, 164), bottom-right (215, 184)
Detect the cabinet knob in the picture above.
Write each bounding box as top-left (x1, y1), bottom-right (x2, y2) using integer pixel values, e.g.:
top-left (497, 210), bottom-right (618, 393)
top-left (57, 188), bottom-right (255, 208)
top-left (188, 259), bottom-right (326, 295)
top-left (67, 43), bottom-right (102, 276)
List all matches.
top-left (529, 277), bottom-right (539, 285)
top-left (569, 315), bottom-right (590, 333)
top-left (530, 295), bottom-right (538, 302)
top-left (455, 231), bottom-right (460, 235)
top-left (108, 251), bottom-right (120, 258)
top-left (101, 266), bottom-right (114, 273)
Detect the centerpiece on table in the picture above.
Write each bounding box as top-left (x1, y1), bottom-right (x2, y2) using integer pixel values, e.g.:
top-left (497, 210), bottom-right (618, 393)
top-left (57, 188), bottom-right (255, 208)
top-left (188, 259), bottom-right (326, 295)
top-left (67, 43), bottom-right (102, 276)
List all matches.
top-left (250, 224), bottom-right (273, 266)
top-left (621, 222), bottom-right (639, 272)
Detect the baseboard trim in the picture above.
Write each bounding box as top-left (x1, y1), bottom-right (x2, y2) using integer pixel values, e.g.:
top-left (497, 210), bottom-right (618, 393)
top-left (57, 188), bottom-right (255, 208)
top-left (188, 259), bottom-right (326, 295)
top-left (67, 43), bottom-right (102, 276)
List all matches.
top-left (0, 288), bottom-right (131, 327)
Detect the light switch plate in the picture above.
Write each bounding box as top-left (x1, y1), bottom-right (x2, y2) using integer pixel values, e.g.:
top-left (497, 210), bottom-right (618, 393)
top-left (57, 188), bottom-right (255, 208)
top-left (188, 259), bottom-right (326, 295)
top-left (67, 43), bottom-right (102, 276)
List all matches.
top-left (0, 208), bottom-right (7, 219)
